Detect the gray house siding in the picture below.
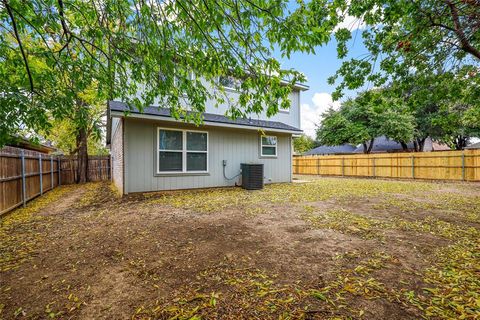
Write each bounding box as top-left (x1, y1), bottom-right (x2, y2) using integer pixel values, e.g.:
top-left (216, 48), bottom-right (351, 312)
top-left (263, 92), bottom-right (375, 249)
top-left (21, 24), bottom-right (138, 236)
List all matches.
top-left (135, 79), bottom-right (303, 129)
top-left (123, 117), bottom-right (292, 193)
top-left (203, 89), bottom-right (301, 129)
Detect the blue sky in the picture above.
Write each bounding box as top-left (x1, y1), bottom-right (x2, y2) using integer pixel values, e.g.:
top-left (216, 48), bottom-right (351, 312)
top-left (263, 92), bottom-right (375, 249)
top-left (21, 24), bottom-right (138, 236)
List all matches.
top-left (274, 18), bottom-right (369, 138)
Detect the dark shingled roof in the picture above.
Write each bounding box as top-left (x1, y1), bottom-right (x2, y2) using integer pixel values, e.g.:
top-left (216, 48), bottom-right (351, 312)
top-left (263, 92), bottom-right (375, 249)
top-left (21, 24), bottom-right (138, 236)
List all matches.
top-left (108, 101), bottom-right (302, 133)
top-left (305, 144), bottom-right (356, 155)
top-left (466, 141), bottom-right (480, 149)
top-left (353, 136), bottom-right (434, 153)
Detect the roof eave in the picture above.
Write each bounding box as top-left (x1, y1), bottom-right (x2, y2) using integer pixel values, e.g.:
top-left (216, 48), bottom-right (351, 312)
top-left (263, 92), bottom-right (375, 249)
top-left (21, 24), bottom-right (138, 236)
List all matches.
top-left (280, 80), bottom-right (309, 91)
top-left (110, 110), bottom-right (302, 134)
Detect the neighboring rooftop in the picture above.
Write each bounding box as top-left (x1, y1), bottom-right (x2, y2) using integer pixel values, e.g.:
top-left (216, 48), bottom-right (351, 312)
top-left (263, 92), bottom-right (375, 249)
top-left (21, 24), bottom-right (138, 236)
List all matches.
top-left (466, 141), bottom-right (480, 149)
top-left (5, 137), bottom-right (57, 154)
top-left (108, 101), bottom-right (302, 139)
top-left (304, 144), bottom-right (356, 155)
top-left (353, 136), bottom-right (437, 153)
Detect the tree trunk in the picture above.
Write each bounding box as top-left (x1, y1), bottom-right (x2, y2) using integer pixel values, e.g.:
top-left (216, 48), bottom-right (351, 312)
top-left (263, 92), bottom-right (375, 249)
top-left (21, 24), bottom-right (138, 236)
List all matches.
top-left (416, 137), bottom-right (427, 152)
top-left (362, 142), bottom-right (368, 154)
top-left (76, 126), bottom-right (88, 183)
top-left (419, 138), bottom-right (426, 152)
top-left (400, 141), bottom-right (409, 151)
top-left (454, 136), bottom-right (468, 150)
top-left (366, 138), bottom-right (374, 154)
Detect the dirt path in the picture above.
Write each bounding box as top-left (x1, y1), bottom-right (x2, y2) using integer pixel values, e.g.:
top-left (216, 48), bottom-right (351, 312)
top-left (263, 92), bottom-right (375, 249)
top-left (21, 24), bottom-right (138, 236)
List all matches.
top-left (1, 178), bottom-right (479, 319)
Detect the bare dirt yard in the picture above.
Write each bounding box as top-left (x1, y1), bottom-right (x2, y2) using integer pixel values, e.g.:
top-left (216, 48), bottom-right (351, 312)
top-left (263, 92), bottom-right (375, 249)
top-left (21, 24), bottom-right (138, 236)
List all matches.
top-left (1, 176), bottom-right (479, 319)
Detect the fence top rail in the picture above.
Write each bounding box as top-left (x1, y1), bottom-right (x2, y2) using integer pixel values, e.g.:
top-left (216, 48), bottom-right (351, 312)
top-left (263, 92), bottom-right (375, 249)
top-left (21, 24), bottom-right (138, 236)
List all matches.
top-left (296, 152), bottom-right (480, 161)
top-left (59, 155), bottom-right (110, 159)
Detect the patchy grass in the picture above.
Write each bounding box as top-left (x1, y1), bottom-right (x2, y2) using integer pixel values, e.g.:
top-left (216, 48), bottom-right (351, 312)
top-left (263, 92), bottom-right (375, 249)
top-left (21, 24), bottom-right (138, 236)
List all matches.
top-left (303, 207), bottom-right (383, 240)
top-left (374, 193), bottom-right (480, 223)
top-left (420, 238), bottom-right (480, 319)
top-left (0, 185), bottom-right (75, 272)
top-left (147, 177), bottom-right (436, 214)
top-left (1, 178), bottom-right (479, 319)
top-left (301, 186), bottom-right (480, 319)
top-left (133, 267), bottom-right (314, 320)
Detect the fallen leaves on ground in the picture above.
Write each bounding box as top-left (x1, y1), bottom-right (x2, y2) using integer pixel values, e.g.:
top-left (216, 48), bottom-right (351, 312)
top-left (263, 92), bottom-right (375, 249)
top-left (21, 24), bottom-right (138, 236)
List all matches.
top-left (0, 185), bottom-right (75, 272)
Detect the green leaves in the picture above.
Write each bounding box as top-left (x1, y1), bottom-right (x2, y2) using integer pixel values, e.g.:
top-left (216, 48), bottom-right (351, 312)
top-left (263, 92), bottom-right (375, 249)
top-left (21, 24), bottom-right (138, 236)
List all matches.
top-left (293, 134), bottom-right (316, 154)
top-left (316, 89), bottom-right (415, 152)
top-left (326, 0), bottom-right (480, 98)
top-left (1, 0), bottom-right (334, 147)
top-left (334, 28), bottom-right (352, 59)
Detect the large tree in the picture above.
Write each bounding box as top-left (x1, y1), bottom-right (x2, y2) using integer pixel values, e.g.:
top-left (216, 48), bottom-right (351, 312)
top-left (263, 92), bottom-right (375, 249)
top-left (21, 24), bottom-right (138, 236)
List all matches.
top-left (316, 90), bottom-right (415, 153)
top-left (293, 134), bottom-right (316, 154)
top-left (387, 69), bottom-right (480, 150)
top-left (0, 0), bottom-right (335, 181)
top-left (326, 0), bottom-right (480, 99)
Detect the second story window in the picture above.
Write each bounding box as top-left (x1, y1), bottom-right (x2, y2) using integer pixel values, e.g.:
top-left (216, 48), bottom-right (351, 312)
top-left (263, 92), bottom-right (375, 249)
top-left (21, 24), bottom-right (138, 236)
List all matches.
top-left (278, 100), bottom-right (290, 113)
top-left (218, 75), bottom-right (242, 91)
top-left (158, 66), bottom-right (194, 87)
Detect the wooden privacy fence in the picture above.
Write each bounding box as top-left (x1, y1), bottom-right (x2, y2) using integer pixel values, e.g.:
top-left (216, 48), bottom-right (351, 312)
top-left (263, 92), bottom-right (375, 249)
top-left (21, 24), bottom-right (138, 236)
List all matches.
top-left (0, 146), bottom-right (110, 215)
top-left (59, 155), bottom-right (111, 184)
top-left (293, 150), bottom-right (480, 182)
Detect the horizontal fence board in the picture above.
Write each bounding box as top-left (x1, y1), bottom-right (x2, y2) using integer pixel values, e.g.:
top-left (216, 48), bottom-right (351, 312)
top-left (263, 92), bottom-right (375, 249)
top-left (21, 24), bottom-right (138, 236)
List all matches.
top-left (293, 150), bottom-right (480, 182)
top-left (0, 146), bottom-right (110, 216)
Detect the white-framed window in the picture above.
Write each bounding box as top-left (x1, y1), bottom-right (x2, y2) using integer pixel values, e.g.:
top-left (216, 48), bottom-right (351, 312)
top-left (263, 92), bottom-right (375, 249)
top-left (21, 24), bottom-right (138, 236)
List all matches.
top-left (261, 135), bottom-right (277, 157)
top-left (218, 75), bottom-right (242, 91)
top-left (158, 68), bottom-right (194, 86)
top-left (278, 100), bottom-right (290, 113)
top-left (157, 128), bottom-right (208, 174)
top-left (174, 71), bottom-right (194, 86)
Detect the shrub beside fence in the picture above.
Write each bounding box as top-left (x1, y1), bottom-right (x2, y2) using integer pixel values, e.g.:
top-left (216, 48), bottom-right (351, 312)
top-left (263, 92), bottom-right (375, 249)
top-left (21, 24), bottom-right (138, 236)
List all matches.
top-left (0, 146), bottom-right (110, 215)
top-left (293, 150), bottom-right (480, 182)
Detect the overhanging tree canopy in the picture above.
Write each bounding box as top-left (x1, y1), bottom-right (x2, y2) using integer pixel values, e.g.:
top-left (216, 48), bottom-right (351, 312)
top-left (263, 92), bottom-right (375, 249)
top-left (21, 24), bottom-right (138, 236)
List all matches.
top-left (326, 0), bottom-right (480, 99)
top-left (0, 0), bottom-right (339, 147)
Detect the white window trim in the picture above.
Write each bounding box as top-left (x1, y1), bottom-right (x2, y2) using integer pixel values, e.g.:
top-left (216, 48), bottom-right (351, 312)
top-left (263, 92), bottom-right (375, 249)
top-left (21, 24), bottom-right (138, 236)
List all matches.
top-left (174, 71), bottom-right (194, 86)
top-left (261, 135), bottom-right (278, 157)
top-left (157, 127), bottom-right (209, 174)
top-left (278, 101), bottom-right (290, 113)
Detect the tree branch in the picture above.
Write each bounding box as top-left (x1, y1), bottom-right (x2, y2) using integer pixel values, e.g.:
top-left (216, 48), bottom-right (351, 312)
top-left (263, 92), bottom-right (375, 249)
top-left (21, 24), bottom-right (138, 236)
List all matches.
top-left (445, 0), bottom-right (480, 60)
top-left (3, 0), bottom-right (34, 92)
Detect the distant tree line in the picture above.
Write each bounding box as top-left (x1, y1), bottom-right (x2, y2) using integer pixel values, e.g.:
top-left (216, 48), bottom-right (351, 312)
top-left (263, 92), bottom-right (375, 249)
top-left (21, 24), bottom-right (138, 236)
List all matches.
top-left (316, 70), bottom-right (480, 153)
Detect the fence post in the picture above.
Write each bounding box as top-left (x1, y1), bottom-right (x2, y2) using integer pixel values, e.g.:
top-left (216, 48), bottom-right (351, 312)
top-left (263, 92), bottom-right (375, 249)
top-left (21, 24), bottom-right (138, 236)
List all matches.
top-left (50, 156), bottom-right (54, 189)
top-left (372, 157), bottom-right (376, 178)
top-left (58, 157), bottom-right (61, 186)
top-left (342, 157), bottom-right (345, 176)
top-left (317, 158), bottom-right (320, 175)
top-left (461, 152), bottom-right (465, 181)
top-left (108, 156), bottom-right (111, 180)
top-left (411, 155), bottom-right (415, 179)
top-left (21, 150), bottom-right (27, 207)
top-left (39, 153), bottom-right (43, 195)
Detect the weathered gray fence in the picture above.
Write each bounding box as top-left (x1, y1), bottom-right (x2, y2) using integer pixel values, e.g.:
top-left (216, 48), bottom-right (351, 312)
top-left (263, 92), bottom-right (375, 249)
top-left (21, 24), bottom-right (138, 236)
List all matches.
top-left (0, 146), bottom-right (110, 215)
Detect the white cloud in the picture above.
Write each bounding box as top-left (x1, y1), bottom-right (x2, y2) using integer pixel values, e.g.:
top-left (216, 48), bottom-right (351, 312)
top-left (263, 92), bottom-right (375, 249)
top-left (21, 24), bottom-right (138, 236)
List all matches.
top-left (301, 92), bottom-right (341, 138)
top-left (334, 14), bottom-right (366, 32)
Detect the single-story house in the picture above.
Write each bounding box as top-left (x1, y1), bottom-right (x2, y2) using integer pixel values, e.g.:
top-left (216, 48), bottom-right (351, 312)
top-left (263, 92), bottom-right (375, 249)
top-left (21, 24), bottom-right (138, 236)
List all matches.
top-left (106, 81), bottom-right (308, 195)
top-left (352, 136), bottom-right (449, 153)
top-left (465, 141), bottom-right (480, 149)
top-left (304, 144), bottom-right (356, 155)
top-left (5, 136), bottom-right (57, 154)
